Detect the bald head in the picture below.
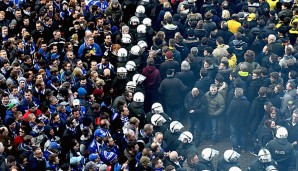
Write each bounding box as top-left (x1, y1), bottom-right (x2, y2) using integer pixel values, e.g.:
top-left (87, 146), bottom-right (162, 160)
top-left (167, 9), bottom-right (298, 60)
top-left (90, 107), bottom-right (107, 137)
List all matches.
top-left (169, 151), bottom-right (178, 161)
top-left (192, 88), bottom-right (199, 97)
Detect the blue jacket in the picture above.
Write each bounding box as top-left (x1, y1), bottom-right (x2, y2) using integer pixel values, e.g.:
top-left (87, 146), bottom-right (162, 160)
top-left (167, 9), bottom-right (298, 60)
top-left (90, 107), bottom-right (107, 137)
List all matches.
top-left (88, 139), bottom-right (103, 154)
top-left (78, 42), bottom-right (102, 59)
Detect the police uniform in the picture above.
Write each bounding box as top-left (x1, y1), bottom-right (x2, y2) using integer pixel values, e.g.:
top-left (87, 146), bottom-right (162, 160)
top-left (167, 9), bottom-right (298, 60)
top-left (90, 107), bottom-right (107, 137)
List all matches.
top-left (266, 138), bottom-right (296, 170)
top-left (247, 159), bottom-right (277, 171)
top-left (217, 157), bottom-right (240, 171)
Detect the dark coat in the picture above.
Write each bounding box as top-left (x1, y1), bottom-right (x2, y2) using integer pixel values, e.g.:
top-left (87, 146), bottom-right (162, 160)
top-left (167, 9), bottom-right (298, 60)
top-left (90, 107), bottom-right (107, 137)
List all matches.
top-left (217, 157), bottom-right (240, 171)
top-left (227, 96), bottom-right (250, 128)
top-left (28, 155), bottom-right (46, 171)
top-left (248, 96), bottom-right (267, 134)
top-left (195, 76), bottom-right (213, 94)
top-left (177, 143), bottom-right (197, 160)
top-left (176, 71), bottom-right (195, 91)
top-left (184, 90), bottom-right (207, 120)
top-left (158, 76), bottom-right (187, 106)
top-left (164, 131), bottom-right (181, 152)
top-left (197, 157), bottom-right (215, 171)
top-left (159, 60), bottom-right (180, 80)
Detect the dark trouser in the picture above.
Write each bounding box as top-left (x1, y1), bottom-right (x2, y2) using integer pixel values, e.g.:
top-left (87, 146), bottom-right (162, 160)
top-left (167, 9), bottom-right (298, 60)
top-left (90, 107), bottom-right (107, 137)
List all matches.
top-left (188, 116), bottom-right (204, 145)
top-left (165, 104), bottom-right (183, 121)
top-left (230, 124), bottom-right (245, 149)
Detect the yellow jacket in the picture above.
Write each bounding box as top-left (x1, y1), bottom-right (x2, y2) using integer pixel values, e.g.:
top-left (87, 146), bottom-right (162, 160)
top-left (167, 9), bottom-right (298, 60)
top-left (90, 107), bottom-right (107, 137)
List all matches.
top-left (227, 20), bottom-right (241, 34)
top-left (267, 0), bottom-right (278, 11)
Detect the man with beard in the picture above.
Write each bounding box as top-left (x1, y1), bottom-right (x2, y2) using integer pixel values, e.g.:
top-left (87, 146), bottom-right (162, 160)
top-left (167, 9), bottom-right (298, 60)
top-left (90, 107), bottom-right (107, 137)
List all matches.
top-left (123, 141), bottom-right (139, 171)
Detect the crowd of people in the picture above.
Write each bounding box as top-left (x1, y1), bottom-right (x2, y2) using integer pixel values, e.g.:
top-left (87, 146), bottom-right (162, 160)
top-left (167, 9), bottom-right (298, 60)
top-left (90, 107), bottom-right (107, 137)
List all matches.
top-left (0, 0), bottom-right (298, 170)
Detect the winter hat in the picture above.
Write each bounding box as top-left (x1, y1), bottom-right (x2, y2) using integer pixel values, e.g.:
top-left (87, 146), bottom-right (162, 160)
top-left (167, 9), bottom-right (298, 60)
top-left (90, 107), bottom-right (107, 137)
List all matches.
top-left (140, 156), bottom-right (150, 166)
top-left (17, 77), bottom-right (26, 83)
top-left (70, 156), bottom-right (82, 165)
top-left (98, 164), bottom-right (108, 171)
top-left (62, 0), bottom-right (68, 5)
top-left (101, 151), bottom-right (117, 163)
top-left (122, 25), bottom-right (129, 33)
top-left (93, 89), bottom-right (103, 96)
top-left (49, 142), bottom-right (61, 150)
top-left (181, 61), bottom-right (190, 71)
top-left (6, 79), bottom-right (14, 86)
top-left (94, 128), bottom-right (107, 138)
top-left (73, 99), bottom-right (80, 106)
top-left (89, 153), bottom-right (99, 161)
top-left (0, 74), bottom-right (5, 82)
top-left (165, 51), bottom-right (173, 59)
top-left (51, 53), bottom-right (59, 60)
top-left (8, 102), bottom-right (17, 109)
top-left (85, 162), bottom-right (97, 171)
top-left (112, 0), bottom-right (119, 4)
top-left (10, 19), bottom-right (17, 26)
top-left (77, 87), bottom-right (87, 97)
top-left (247, 13), bottom-right (256, 21)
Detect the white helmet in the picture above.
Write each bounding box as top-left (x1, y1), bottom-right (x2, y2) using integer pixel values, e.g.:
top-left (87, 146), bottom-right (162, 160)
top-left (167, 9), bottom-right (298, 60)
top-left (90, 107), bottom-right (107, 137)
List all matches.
top-left (151, 103), bottom-right (164, 114)
top-left (138, 40), bottom-right (148, 49)
top-left (117, 67), bottom-right (127, 79)
top-left (169, 121), bottom-right (184, 133)
top-left (133, 92), bottom-right (144, 103)
top-left (117, 48), bottom-right (128, 62)
top-left (133, 74), bottom-right (146, 85)
top-left (178, 131), bottom-right (193, 143)
top-left (151, 114), bottom-right (166, 126)
top-left (266, 165), bottom-right (278, 171)
top-left (137, 24), bottom-right (147, 34)
top-left (126, 81), bottom-right (136, 92)
top-left (201, 148), bottom-right (219, 161)
top-left (229, 167), bottom-right (242, 171)
top-left (130, 45), bottom-right (141, 56)
top-left (130, 16), bottom-right (140, 25)
top-left (258, 149), bottom-right (272, 163)
top-left (121, 34), bottom-right (132, 44)
top-left (136, 5), bottom-right (145, 14)
top-left (276, 126), bottom-right (288, 138)
top-left (142, 18), bottom-right (152, 26)
top-left (125, 61), bottom-right (136, 71)
top-left (223, 150), bottom-right (240, 163)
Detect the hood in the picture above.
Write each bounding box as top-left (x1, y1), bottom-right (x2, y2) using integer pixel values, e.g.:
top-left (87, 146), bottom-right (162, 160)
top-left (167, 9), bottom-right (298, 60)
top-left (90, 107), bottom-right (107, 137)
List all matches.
top-left (163, 24), bottom-right (178, 30)
top-left (238, 71), bottom-right (249, 77)
top-left (143, 66), bottom-right (157, 74)
top-left (232, 39), bottom-right (244, 46)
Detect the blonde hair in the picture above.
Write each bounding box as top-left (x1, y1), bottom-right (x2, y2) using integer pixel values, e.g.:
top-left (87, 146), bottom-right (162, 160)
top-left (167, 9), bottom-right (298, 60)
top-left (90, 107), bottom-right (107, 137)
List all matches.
top-left (164, 11), bottom-right (172, 21)
top-left (72, 67), bottom-right (83, 77)
top-left (163, 2), bottom-right (170, 8)
top-left (222, 10), bottom-right (230, 19)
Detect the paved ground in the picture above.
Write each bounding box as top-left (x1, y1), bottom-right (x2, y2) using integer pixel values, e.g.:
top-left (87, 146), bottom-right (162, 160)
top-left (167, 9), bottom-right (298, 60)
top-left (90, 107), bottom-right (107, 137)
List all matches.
top-left (197, 136), bottom-right (257, 170)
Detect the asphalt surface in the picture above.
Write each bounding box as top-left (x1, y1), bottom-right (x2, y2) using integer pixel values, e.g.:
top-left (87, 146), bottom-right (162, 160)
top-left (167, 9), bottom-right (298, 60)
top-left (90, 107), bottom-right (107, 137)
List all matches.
top-left (197, 136), bottom-right (257, 170)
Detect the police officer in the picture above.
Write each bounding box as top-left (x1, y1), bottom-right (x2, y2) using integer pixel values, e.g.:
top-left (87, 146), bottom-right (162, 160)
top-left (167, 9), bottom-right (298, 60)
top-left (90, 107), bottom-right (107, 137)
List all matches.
top-left (197, 148), bottom-right (219, 171)
top-left (285, 109), bottom-right (298, 170)
top-left (217, 149), bottom-right (241, 171)
top-left (247, 149), bottom-right (277, 171)
top-left (265, 126), bottom-right (296, 171)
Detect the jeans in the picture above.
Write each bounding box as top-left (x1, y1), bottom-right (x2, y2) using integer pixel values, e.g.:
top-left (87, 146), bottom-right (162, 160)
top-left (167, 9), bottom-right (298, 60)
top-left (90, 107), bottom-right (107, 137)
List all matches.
top-left (188, 117), bottom-right (203, 145)
top-left (230, 124), bottom-right (245, 149)
top-left (206, 115), bottom-right (219, 141)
